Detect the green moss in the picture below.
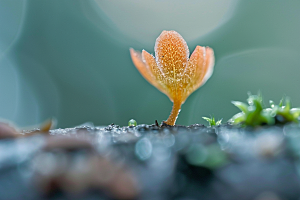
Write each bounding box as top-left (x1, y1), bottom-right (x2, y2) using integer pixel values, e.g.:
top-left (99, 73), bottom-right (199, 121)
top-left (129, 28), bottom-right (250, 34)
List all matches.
top-left (203, 116), bottom-right (222, 126)
top-left (228, 93), bottom-right (300, 127)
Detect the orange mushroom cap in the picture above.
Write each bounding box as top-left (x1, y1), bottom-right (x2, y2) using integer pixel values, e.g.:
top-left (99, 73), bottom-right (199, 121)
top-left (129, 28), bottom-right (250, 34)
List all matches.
top-left (130, 30), bottom-right (215, 125)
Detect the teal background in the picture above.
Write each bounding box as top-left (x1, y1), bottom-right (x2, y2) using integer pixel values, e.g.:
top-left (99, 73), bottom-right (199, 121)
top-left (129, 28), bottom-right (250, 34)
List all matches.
top-left (0, 0), bottom-right (300, 128)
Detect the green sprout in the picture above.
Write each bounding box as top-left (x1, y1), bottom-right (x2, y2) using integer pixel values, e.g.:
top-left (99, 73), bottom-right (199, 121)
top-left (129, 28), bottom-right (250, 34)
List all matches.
top-left (128, 119), bottom-right (137, 126)
top-left (202, 116), bottom-right (222, 126)
top-left (228, 93), bottom-right (300, 127)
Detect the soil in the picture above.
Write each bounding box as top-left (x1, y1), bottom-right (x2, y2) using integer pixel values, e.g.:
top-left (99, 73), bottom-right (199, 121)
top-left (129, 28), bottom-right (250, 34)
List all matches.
top-left (0, 122), bottom-right (300, 200)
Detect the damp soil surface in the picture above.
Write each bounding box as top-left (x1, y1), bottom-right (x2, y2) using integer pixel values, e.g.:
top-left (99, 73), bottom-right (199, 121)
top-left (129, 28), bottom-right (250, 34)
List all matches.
top-left (1, 122), bottom-right (300, 200)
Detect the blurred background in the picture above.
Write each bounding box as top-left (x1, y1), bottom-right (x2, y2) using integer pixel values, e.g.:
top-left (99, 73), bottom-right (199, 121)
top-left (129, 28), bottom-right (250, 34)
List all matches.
top-left (0, 0), bottom-right (300, 128)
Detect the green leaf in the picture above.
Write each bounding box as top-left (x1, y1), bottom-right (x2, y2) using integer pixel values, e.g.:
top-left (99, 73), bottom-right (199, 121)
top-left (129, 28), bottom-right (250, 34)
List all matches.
top-left (291, 108), bottom-right (300, 119)
top-left (247, 94), bottom-right (263, 106)
top-left (261, 110), bottom-right (275, 125)
top-left (228, 112), bottom-right (245, 125)
top-left (264, 108), bottom-right (276, 117)
top-left (203, 116), bottom-right (222, 126)
top-left (245, 110), bottom-right (258, 126)
top-left (202, 117), bottom-right (213, 126)
top-left (216, 119), bottom-right (223, 126)
top-left (202, 117), bottom-right (212, 121)
top-left (231, 101), bottom-right (249, 113)
top-left (284, 97), bottom-right (291, 112)
top-left (279, 98), bottom-right (284, 107)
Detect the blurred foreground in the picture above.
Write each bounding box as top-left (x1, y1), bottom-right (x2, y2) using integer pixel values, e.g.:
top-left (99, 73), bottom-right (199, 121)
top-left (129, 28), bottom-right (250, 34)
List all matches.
top-left (1, 122), bottom-right (300, 199)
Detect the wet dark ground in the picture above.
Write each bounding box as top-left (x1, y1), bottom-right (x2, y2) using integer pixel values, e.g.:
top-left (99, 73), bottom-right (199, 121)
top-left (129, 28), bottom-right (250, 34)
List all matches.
top-left (1, 122), bottom-right (300, 200)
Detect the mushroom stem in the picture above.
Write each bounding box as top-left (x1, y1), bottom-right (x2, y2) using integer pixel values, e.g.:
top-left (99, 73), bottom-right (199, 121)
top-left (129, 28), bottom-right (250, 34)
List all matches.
top-left (165, 100), bottom-right (182, 126)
